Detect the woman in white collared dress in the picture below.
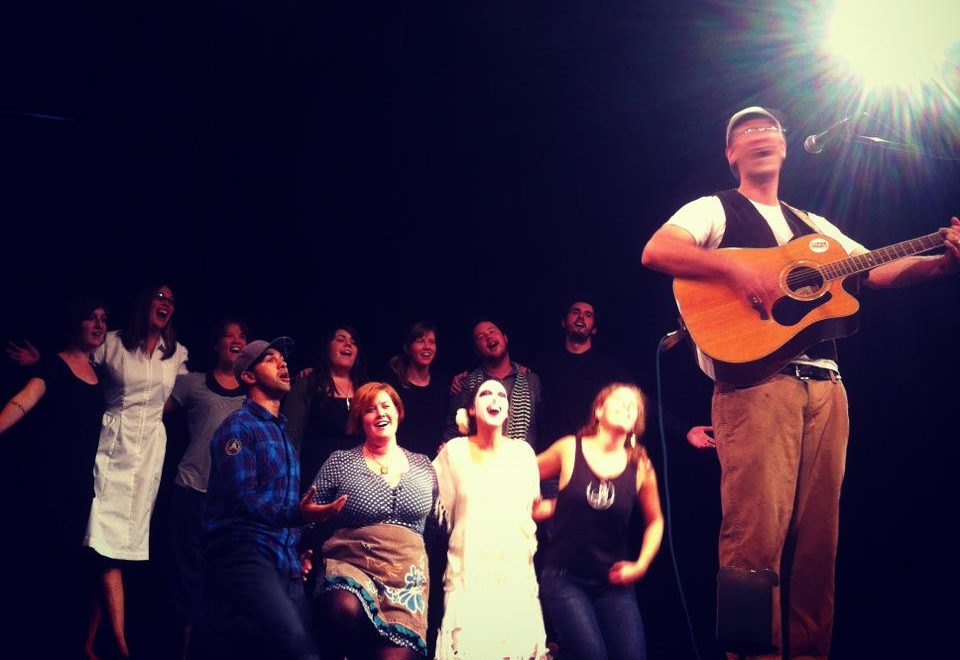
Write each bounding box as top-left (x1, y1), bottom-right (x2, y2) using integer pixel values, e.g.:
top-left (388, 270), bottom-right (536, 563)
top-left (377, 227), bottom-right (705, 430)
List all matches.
top-left (84, 283), bottom-right (188, 659)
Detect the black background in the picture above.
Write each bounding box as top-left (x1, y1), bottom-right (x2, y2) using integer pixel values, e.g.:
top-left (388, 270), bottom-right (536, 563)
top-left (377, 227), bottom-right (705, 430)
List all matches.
top-left (3, 2), bottom-right (959, 658)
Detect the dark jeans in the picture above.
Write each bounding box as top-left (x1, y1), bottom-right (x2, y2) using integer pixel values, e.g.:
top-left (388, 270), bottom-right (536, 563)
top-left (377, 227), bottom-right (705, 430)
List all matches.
top-left (196, 543), bottom-right (318, 660)
top-left (169, 485), bottom-right (206, 628)
top-left (540, 567), bottom-right (647, 660)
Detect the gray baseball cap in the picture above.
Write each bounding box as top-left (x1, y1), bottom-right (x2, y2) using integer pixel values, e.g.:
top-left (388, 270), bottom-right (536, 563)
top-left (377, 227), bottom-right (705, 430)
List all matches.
top-left (233, 336), bottom-right (295, 381)
top-left (725, 106), bottom-right (783, 145)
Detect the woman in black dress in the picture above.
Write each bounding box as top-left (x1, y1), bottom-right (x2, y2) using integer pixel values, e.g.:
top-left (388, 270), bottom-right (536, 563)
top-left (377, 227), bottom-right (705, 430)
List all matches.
top-left (0, 297), bottom-right (108, 658)
top-left (385, 321), bottom-right (448, 457)
top-left (283, 325), bottom-right (369, 493)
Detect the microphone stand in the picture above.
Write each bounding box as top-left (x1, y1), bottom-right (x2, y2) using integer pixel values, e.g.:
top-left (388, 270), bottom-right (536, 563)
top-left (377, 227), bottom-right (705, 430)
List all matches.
top-left (846, 133), bottom-right (960, 161)
top-left (815, 111), bottom-right (960, 161)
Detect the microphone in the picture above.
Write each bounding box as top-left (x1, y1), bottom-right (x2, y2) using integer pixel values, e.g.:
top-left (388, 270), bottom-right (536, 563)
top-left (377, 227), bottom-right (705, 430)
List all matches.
top-left (803, 115), bottom-right (856, 154)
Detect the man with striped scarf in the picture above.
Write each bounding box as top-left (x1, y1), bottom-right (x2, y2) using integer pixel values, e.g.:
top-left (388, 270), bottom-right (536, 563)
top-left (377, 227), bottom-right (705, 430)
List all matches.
top-left (443, 318), bottom-right (542, 448)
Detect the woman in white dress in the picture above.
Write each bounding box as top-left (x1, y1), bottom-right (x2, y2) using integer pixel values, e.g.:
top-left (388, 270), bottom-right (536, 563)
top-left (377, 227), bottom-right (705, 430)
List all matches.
top-left (432, 378), bottom-right (546, 659)
top-left (84, 283), bottom-right (189, 658)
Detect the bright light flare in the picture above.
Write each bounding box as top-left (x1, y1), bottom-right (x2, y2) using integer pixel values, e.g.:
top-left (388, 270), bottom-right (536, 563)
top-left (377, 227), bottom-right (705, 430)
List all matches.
top-left (824, 0), bottom-right (959, 92)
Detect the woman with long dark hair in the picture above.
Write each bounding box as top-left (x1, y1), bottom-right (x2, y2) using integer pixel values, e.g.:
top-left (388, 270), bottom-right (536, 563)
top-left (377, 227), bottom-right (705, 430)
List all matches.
top-left (283, 325), bottom-right (367, 493)
top-left (536, 383), bottom-right (663, 660)
top-left (84, 282), bottom-right (189, 658)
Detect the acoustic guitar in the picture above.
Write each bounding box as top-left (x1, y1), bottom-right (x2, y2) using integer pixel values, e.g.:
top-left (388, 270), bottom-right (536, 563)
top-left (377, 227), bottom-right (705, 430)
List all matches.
top-left (672, 231), bottom-right (945, 385)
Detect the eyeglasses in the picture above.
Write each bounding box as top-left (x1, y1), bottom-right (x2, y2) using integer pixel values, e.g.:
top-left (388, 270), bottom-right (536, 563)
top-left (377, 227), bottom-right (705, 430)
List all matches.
top-left (152, 292), bottom-right (176, 306)
top-left (732, 125), bottom-right (785, 140)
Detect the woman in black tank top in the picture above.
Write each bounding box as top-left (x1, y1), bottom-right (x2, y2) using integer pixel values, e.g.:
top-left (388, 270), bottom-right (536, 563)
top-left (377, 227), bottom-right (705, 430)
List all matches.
top-left (534, 383), bottom-right (663, 660)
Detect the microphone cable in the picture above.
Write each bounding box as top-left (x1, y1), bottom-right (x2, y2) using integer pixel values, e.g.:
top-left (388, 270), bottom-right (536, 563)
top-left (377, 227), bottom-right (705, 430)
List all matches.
top-left (656, 330), bottom-right (703, 660)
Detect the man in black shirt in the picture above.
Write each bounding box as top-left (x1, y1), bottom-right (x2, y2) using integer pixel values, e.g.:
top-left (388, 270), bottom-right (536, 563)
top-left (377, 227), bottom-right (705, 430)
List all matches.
top-left (536, 298), bottom-right (633, 450)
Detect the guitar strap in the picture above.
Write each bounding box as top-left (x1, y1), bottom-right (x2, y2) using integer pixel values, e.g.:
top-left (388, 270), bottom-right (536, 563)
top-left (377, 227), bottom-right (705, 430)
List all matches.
top-left (780, 202), bottom-right (821, 234)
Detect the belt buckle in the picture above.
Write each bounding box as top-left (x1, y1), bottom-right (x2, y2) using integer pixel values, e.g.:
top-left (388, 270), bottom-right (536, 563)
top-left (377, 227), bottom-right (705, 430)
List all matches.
top-left (792, 364), bottom-right (811, 380)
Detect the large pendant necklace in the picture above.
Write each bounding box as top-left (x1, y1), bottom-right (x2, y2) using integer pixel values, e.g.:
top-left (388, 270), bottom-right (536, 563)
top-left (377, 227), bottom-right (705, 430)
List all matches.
top-left (366, 447), bottom-right (392, 475)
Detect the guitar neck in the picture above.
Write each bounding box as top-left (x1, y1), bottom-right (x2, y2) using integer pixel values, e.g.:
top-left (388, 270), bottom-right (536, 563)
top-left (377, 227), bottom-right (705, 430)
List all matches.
top-left (820, 232), bottom-right (944, 281)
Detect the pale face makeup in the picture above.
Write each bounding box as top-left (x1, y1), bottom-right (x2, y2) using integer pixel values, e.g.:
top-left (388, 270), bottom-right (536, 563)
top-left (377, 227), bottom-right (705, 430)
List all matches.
top-left (472, 379), bottom-right (509, 428)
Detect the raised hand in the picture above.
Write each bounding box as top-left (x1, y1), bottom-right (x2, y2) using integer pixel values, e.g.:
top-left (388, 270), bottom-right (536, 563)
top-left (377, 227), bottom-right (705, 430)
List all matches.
top-left (686, 425), bottom-right (716, 450)
top-left (6, 340), bottom-right (40, 367)
top-left (299, 485), bottom-right (347, 523)
top-left (449, 371), bottom-right (468, 395)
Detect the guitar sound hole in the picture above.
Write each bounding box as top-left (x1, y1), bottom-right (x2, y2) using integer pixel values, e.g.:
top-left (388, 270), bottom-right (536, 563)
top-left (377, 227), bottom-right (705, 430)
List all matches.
top-left (785, 266), bottom-right (824, 298)
top-left (772, 291), bottom-right (832, 326)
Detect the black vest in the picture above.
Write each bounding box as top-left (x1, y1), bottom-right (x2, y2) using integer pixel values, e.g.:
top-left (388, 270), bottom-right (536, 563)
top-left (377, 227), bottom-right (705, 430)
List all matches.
top-left (715, 189), bottom-right (838, 363)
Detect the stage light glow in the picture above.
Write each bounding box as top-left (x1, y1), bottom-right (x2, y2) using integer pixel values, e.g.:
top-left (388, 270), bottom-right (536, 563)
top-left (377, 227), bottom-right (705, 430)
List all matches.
top-left (824, 0), bottom-right (960, 92)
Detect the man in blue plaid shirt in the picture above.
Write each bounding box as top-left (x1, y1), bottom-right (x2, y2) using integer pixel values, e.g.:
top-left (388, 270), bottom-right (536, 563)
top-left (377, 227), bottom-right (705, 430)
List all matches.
top-left (199, 337), bottom-right (346, 660)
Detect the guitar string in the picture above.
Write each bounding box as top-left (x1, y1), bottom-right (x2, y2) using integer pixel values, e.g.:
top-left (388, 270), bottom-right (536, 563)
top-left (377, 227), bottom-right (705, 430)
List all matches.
top-left (780, 234), bottom-right (943, 289)
top-left (723, 233), bottom-right (944, 293)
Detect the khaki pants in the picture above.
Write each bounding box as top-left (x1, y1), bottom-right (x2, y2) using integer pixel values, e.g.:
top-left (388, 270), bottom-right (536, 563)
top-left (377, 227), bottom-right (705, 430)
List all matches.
top-left (713, 374), bottom-right (849, 660)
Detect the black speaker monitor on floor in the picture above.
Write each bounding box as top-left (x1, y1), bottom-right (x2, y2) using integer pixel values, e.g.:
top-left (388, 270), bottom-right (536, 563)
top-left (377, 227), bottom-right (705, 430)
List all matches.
top-left (716, 566), bottom-right (780, 656)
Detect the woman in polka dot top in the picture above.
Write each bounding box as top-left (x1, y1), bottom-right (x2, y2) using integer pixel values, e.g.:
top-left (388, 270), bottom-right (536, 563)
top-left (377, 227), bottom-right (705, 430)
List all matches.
top-left (311, 382), bottom-right (438, 658)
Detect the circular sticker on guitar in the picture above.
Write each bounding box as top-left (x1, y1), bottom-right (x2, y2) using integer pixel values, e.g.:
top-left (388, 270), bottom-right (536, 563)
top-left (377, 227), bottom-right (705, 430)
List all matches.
top-left (808, 237), bottom-right (829, 253)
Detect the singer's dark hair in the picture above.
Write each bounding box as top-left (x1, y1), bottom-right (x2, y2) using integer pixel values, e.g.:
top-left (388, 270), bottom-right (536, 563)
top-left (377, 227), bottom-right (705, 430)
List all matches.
top-left (563, 295), bottom-right (598, 323)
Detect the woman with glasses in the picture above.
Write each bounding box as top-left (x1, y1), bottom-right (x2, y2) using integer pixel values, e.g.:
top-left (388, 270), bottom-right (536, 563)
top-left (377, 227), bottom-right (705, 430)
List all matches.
top-left (83, 283), bottom-right (189, 658)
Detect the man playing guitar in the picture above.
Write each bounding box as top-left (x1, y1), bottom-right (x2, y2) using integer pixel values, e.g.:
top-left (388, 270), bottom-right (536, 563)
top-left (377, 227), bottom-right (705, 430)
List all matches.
top-left (642, 106), bottom-right (960, 659)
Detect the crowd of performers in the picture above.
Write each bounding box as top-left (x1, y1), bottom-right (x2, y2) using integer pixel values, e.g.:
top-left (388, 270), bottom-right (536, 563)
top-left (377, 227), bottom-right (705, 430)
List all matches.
top-left (10, 106), bottom-right (957, 660)
top-left (2, 286), bottom-right (665, 660)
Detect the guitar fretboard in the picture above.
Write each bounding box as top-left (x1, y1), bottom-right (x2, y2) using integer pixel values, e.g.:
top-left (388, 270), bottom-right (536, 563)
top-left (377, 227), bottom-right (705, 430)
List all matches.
top-left (820, 232), bottom-right (944, 281)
